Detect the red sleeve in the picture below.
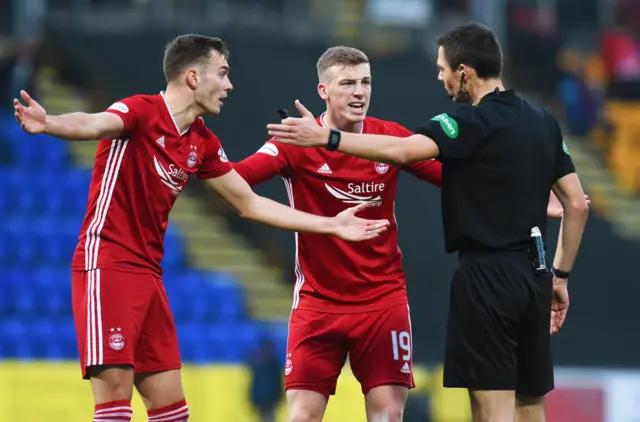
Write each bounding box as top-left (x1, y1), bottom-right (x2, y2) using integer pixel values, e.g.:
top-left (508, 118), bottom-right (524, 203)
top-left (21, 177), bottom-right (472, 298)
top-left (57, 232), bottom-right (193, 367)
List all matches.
top-left (232, 141), bottom-right (294, 187)
top-left (403, 159), bottom-right (442, 186)
top-left (196, 130), bottom-right (233, 180)
top-left (389, 122), bottom-right (443, 187)
top-left (104, 95), bottom-right (150, 134)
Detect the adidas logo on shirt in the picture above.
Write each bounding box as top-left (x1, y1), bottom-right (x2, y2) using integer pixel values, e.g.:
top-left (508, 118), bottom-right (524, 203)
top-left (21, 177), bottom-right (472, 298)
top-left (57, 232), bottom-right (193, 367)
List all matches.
top-left (400, 362), bottom-right (411, 374)
top-left (156, 136), bottom-right (165, 148)
top-left (317, 163), bottom-right (332, 174)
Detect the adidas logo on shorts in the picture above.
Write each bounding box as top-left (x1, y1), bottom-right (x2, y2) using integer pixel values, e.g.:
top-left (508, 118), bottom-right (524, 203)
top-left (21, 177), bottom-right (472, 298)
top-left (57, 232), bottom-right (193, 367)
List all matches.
top-left (400, 362), bottom-right (411, 374)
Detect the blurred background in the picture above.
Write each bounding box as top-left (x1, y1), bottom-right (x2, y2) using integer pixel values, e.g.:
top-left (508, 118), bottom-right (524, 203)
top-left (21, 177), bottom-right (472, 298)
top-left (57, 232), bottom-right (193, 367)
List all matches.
top-left (0, 0), bottom-right (639, 421)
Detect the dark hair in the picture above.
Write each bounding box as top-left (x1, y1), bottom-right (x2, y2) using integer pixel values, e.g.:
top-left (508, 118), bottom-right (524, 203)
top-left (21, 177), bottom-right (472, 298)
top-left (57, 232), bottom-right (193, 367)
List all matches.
top-left (163, 34), bottom-right (229, 82)
top-left (437, 22), bottom-right (502, 79)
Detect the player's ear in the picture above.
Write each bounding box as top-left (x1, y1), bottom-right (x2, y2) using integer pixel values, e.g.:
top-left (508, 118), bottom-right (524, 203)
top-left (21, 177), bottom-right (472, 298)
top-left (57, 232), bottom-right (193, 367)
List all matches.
top-left (185, 68), bottom-right (198, 90)
top-left (318, 83), bottom-right (328, 100)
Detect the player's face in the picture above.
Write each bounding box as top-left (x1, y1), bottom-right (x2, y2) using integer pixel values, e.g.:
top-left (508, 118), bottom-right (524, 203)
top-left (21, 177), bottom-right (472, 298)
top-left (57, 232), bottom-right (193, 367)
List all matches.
top-left (319, 63), bottom-right (371, 124)
top-left (437, 46), bottom-right (471, 104)
top-left (195, 52), bottom-right (233, 115)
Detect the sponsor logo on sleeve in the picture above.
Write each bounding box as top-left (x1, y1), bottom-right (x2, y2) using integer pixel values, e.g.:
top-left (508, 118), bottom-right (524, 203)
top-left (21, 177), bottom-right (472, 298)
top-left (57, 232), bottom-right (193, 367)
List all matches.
top-left (431, 113), bottom-right (459, 139)
top-left (108, 102), bottom-right (129, 114)
top-left (218, 147), bottom-right (228, 162)
top-left (257, 143), bottom-right (279, 157)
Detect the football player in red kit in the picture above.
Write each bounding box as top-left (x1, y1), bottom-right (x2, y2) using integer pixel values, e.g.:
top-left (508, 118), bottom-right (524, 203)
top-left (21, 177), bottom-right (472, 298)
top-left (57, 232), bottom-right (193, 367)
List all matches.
top-left (13, 37), bottom-right (389, 422)
top-left (233, 46), bottom-right (439, 422)
top-left (234, 46), bottom-right (579, 422)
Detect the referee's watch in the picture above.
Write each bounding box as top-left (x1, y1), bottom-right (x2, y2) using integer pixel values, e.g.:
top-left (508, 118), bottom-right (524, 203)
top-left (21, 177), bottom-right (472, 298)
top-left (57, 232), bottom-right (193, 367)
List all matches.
top-left (326, 129), bottom-right (341, 151)
top-left (552, 267), bottom-right (571, 280)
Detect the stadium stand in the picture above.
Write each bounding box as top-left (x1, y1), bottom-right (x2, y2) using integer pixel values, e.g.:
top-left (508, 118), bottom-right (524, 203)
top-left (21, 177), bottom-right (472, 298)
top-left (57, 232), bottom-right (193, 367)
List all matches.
top-left (555, 23), bottom-right (640, 195)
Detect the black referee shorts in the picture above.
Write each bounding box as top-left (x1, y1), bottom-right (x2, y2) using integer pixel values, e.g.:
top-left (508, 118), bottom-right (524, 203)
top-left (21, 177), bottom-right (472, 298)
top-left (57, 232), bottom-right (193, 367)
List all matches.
top-left (443, 250), bottom-right (554, 397)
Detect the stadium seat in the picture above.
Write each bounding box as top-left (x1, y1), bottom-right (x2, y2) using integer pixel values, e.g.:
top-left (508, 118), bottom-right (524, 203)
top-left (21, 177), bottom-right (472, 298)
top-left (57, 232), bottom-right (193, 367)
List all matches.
top-left (0, 281), bottom-right (11, 317)
top-left (1, 319), bottom-right (27, 358)
top-left (4, 127), bottom-right (69, 169)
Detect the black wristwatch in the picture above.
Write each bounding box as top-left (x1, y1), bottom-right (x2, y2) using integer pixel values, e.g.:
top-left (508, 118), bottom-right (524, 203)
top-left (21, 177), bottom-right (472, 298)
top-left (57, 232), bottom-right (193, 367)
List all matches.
top-left (552, 267), bottom-right (571, 279)
top-left (326, 129), bottom-right (341, 151)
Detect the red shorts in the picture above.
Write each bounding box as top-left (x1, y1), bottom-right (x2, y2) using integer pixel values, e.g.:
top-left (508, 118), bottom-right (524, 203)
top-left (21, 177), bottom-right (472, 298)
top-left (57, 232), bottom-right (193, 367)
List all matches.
top-left (71, 269), bottom-right (181, 379)
top-left (284, 304), bottom-right (415, 398)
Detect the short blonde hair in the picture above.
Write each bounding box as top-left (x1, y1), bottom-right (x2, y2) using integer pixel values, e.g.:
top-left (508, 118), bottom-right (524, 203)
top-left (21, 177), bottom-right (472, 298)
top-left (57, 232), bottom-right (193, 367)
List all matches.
top-left (316, 46), bottom-right (369, 81)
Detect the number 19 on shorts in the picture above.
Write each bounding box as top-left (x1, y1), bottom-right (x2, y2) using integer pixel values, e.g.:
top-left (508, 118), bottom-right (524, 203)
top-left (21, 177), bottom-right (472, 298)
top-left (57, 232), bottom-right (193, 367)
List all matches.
top-left (391, 330), bottom-right (411, 361)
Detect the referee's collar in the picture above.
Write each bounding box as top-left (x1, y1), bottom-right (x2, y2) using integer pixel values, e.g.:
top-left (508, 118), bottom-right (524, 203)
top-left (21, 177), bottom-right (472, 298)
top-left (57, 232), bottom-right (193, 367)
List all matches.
top-left (478, 88), bottom-right (516, 105)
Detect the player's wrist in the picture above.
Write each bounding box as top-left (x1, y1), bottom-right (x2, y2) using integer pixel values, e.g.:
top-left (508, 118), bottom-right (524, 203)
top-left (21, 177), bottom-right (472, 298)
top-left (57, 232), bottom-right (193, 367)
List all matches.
top-left (43, 115), bottom-right (52, 134)
top-left (551, 265), bottom-right (570, 281)
top-left (324, 216), bottom-right (339, 237)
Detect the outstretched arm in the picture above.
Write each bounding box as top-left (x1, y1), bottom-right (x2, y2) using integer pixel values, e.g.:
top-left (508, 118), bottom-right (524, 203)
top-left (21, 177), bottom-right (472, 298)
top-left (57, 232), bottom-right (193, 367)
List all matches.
top-left (14, 90), bottom-right (124, 141)
top-left (267, 100), bottom-right (440, 165)
top-left (233, 142), bottom-right (293, 187)
top-left (202, 170), bottom-right (389, 241)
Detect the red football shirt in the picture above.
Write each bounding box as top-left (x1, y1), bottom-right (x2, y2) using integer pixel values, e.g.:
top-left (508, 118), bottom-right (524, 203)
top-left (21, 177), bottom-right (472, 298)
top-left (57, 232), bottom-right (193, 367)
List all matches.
top-left (72, 93), bottom-right (232, 275)
top-left (234, 115), bottom-right (442, 312)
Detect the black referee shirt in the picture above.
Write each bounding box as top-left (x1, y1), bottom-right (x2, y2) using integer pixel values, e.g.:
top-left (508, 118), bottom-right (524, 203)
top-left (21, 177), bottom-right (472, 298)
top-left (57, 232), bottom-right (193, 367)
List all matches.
top-left (416, 89), bottom-right (576, 253)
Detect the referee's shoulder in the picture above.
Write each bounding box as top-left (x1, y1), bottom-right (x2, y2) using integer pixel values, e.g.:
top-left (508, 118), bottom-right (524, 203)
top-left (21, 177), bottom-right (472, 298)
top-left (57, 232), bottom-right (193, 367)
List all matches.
top-left (520, 97), bottom-right (557, 123)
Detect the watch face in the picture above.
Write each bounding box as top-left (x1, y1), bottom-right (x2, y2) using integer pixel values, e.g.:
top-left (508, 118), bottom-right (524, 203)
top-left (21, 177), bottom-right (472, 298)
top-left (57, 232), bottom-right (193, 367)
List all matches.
top-left (327, 130), bottom-right (341, 151)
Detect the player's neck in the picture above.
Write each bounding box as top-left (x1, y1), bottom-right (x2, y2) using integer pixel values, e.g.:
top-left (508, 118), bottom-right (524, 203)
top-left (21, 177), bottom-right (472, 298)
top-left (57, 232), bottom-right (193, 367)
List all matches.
top-left (470, 78), bottom-right (505, 105)
top-left (322, 110), bottom-right (363, 133)
top-left (162, 87), bottom-right (200, 133)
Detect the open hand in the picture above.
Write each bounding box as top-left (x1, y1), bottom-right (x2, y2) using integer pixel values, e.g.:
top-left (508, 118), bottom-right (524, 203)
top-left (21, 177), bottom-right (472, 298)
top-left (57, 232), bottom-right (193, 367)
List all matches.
top-left (14, 90), bottom-right (46, 134)
top-left (550, 277), bottom-right (569, 335)
top-left (547, 191), bottom-right (590, 218)
top-left (332, 203), bottom-right (390, 242)
top-left (267, 100), bottom-right (328, 148)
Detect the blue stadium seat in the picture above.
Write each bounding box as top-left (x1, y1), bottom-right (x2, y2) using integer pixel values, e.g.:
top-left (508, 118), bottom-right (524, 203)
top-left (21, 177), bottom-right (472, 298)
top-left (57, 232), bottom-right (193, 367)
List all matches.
top-left (58, 168), bottom-right (92, 218)
top-left (0, 281), bottom-right (11, 317)
top-left (163, 243), bottom-right (185, 271)
top-left (0, 319), bottom-right (27, 358)
top-left (0, 178), bottom-right (8, 213)
top-left (200, 323), bottom-right (259, 363)
top-left (177, 323), bottom-right (206, 363)
top-left (39, 319), bottom-right (78, 360)
top-left (208, 273), bottom-right (246, 321)
top-left (0, 233), bottom-right (10, 266)
top-left (4, 127), bottom-right (69, 168)
top-left (33, 268), bottom-right (72, 316)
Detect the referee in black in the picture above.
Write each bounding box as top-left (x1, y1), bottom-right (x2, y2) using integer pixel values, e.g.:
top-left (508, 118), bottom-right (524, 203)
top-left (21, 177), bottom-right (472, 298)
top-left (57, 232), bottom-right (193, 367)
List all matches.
top-left (267, 22), bottom-right (590, 422)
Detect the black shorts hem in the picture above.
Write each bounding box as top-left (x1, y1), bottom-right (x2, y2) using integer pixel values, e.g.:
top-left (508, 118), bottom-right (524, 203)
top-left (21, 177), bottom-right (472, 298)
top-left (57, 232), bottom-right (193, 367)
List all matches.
top-left (443, 380), bottom-right (555, 397)
top-left (515, 384), bottom-right (555, 398)
top-left (443, 379), bottom-right (516, 391)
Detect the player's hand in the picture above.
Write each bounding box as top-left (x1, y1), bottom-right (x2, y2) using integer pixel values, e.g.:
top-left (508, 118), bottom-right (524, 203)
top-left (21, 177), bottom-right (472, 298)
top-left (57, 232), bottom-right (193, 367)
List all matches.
top-left (267, 100), bottom-right (328, 148)
top-left (14, 90), bottom-right (47, 134)
top-left (331, 203), bottom-right (390, 242)
top-left (547, 191), bottom-right (590, 218)
top-left (550, 277), bottom-right (569, 335)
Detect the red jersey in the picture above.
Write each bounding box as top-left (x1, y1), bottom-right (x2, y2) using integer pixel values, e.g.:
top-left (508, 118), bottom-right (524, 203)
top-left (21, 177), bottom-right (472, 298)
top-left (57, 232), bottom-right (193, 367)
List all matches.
top-left (233, 115), bottom-right (442, 312)
top-left (72, 93), bottom-right (232, 275)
